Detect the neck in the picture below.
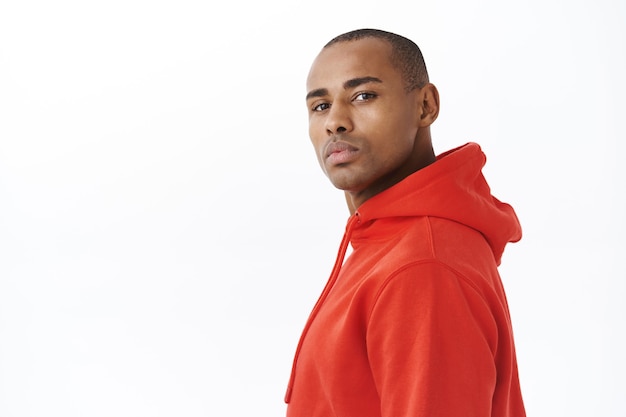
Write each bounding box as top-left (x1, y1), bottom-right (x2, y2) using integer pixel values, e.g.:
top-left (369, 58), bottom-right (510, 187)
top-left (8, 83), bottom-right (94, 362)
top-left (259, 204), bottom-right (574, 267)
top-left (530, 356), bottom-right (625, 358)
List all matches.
top-left (344, 134), bottom-right (435, 215)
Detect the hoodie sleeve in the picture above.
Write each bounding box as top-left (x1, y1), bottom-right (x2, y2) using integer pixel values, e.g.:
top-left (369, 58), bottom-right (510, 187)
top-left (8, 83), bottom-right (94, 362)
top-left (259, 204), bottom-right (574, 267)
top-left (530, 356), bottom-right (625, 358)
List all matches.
top-left (366, 261), bottom-right (499, 417)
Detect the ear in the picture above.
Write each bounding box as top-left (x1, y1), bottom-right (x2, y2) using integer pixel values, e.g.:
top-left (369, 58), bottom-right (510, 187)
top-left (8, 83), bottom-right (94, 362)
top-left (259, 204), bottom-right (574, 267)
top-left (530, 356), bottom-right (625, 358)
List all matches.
top-left (417, 83), bottom-right (440, 128)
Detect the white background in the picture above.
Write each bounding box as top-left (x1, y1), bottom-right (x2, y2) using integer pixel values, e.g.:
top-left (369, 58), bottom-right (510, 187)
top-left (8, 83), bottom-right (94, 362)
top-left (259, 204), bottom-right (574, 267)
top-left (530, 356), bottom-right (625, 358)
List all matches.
top-left (1, 0), bottom-right (624, 416)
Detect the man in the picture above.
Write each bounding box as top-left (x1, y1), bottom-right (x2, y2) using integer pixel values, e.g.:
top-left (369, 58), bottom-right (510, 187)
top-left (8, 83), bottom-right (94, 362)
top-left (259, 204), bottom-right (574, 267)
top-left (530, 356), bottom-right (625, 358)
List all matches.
top-left (285, 28), bottom-right (526, 417)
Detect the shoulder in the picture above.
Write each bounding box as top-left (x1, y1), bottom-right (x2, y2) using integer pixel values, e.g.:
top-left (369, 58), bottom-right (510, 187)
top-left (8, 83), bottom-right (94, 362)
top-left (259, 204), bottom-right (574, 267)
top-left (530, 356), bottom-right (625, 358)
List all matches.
top-left (373, 260), bottom-right (484, 308)
top-left (365, 261), bottom-right (500, 352)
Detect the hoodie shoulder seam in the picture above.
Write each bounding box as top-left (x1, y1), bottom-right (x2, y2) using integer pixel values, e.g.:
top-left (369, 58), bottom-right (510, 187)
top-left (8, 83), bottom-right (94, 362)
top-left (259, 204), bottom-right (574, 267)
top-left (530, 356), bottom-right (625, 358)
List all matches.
top-left (367, 258), bottom-right (490, 326)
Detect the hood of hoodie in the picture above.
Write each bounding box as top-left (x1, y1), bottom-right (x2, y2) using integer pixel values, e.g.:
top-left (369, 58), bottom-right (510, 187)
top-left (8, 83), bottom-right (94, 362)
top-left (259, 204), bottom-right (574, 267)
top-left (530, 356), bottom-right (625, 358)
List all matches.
top-left (353, 142), bottom-right (522, 265)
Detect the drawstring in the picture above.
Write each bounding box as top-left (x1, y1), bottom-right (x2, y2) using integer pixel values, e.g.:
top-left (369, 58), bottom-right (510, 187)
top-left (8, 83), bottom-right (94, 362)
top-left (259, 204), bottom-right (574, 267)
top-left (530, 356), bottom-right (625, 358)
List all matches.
top-left (284, 213), bottom-right (360, 403)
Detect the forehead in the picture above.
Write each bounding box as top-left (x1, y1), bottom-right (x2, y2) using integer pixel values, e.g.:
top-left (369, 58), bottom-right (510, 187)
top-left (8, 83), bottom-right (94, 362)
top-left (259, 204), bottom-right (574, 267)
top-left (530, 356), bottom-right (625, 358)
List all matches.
top-left (306, 38), bottom-right (398, 89)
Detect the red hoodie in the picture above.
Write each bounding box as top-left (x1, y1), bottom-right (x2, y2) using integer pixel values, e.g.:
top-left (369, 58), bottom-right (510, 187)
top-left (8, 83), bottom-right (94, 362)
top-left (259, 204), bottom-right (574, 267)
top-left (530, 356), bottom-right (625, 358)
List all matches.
top-left (285, 143), bottom-right (526, 417)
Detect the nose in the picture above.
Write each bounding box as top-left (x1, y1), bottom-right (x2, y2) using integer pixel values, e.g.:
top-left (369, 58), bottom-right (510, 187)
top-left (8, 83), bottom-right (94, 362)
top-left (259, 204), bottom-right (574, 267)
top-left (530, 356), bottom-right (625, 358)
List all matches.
top-left (325, 102), bottom-right (353, 135)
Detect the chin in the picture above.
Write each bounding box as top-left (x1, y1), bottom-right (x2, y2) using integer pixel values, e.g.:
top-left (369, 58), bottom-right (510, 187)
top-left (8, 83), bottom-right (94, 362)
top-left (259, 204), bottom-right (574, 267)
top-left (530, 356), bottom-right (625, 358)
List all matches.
top-left (328, 177), bottom-right (363, 193)
top-left (326, 168), bottom-right (371, 193)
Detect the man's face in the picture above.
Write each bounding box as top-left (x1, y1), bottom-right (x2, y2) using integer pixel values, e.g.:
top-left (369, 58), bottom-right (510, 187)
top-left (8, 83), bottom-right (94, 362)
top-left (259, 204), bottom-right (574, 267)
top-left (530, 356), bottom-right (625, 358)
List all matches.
top-left (306, 37), bottom-right (422, 205)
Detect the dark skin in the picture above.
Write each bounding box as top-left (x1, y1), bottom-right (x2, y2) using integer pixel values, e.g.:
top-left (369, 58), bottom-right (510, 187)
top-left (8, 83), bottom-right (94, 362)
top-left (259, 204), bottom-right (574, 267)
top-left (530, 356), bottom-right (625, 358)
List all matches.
top-left (306, 37), bottom-right (440, 214)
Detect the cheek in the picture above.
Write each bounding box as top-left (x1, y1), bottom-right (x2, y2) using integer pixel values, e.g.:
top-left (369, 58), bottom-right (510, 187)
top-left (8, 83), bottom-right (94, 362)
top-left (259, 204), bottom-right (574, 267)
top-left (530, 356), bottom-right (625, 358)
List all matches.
top-left (309, 126), bottom-right (327, 167)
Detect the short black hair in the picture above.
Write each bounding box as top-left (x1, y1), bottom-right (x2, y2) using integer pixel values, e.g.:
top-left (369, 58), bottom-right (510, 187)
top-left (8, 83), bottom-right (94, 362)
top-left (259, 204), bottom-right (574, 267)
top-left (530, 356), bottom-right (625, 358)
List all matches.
top-left (324, 28), bottom-right (429, 92)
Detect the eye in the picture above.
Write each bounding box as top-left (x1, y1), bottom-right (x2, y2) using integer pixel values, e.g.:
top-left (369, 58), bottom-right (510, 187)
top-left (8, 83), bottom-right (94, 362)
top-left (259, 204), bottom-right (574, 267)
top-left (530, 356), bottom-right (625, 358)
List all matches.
top-left (354, 92), bottom-right (377, 102)
top-left (312, 102), bottom-right (331, 112)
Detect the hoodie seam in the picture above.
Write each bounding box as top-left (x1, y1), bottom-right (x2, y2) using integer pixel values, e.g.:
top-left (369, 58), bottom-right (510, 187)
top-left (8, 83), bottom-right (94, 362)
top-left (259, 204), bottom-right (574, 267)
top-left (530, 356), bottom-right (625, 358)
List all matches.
top-left (425, 216), bottom-right (436, 259)
top-left (366, 259), bottom-right (490, 327)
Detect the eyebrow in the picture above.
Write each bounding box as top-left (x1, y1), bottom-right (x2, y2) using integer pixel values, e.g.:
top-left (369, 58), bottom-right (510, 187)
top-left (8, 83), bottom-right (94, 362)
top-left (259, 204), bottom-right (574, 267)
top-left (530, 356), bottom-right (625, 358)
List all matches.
top-left (306, 76), bottom-right (383, 101)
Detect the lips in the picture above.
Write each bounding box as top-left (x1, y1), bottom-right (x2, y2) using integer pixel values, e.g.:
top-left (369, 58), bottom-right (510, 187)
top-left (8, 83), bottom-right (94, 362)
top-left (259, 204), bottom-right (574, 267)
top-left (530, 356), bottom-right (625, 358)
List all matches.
top-left (324, 141), bottom-right (359, 165)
